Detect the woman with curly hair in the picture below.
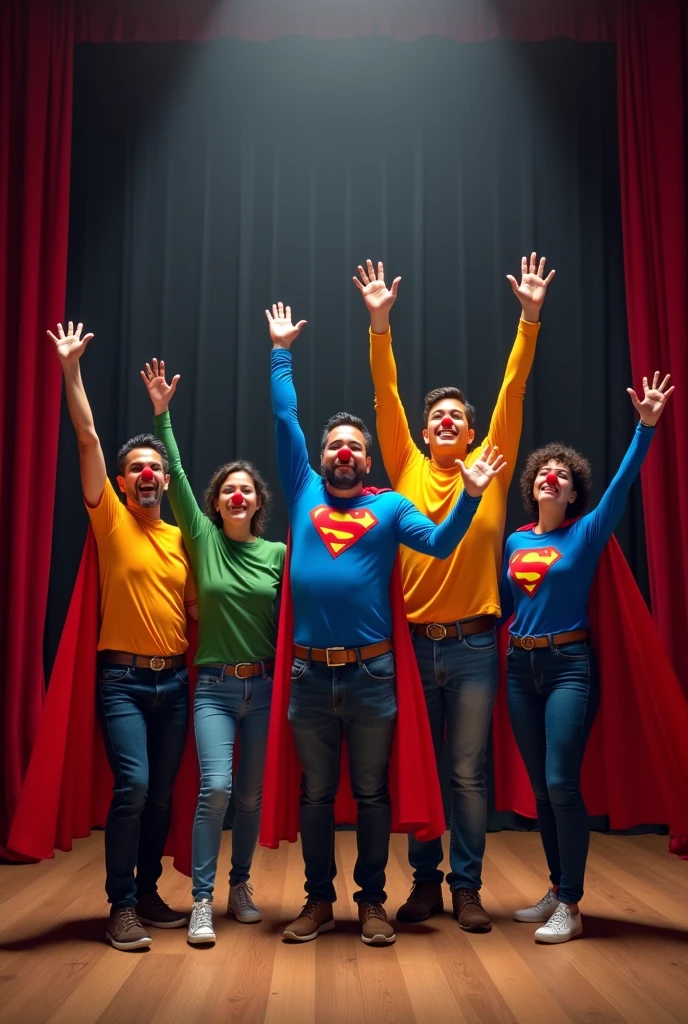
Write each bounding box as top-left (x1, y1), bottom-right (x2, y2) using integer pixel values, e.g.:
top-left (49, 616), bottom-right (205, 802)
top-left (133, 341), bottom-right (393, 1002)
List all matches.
top-left (142, 359), bottom-right (285, 946)
top-left (500, 372), bottom-right (674, 944)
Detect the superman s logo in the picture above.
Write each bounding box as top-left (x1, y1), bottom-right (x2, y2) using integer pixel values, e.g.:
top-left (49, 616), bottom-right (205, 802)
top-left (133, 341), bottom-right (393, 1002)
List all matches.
top-left (309, 504), bottom-right (379, 558)
top-left (509, 547), bottom-right (562, 597)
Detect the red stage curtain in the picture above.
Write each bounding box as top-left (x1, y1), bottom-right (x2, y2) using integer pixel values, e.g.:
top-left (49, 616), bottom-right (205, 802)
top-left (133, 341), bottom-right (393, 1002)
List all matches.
top-left (4, 0), bottom-right (687, 855)
top-left (0, 0), bottom-right (74, 857)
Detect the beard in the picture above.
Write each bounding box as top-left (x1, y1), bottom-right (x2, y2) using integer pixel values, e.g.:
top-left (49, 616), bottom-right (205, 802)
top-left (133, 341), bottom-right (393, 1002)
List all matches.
top-left (322, 463), bottom-right (366, 490)
top-left (134, 484), bottom-right (160, 508)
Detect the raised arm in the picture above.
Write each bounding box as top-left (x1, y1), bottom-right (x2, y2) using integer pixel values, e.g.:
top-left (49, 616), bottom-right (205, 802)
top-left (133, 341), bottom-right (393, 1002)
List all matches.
top-left (140, 358), bottom-right (208, 544)
top-left (583, 372), bottom-right (673, 549)
top-left (481, 254), bottom-right (554, 479)
top-left (266, 303), bottom-right (314, 504)
top-left (396, 445), bottom-right (505, 558)
top-left (354, 260), bottom-right (420, 484)
top-left (48, 321), bottom-right (106, 507)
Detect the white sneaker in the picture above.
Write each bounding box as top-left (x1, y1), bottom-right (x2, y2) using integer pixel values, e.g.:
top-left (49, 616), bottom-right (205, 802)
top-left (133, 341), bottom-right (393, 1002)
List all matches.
top-left (534, 902), bottom-right (583, 944)
top-left (514, 888), bottom-right (560, 923)
top-left (187, 899), bottom-right (216, 944)
top-left (228, 882), bottom-right (262, 923)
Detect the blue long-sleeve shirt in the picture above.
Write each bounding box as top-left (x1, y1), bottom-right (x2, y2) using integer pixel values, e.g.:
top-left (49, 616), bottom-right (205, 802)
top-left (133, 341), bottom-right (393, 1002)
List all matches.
top-left (271, 347), bottom-right (482, 647)
top-left (500, 422), bottom-right (655, 636)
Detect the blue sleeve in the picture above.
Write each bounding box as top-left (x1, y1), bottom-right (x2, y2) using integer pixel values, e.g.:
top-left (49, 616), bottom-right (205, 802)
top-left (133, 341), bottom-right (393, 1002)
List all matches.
top-left (395, 491), bottom-right (482, 558)
top-left (270, 347), bottom-right (316, 504)
top-left (582, 422), bottom-right (655, 550)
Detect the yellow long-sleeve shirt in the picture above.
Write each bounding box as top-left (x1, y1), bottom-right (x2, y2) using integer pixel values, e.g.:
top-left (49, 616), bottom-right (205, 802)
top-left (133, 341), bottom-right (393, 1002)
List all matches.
top-left (370, 320), bottom-right (540, 622)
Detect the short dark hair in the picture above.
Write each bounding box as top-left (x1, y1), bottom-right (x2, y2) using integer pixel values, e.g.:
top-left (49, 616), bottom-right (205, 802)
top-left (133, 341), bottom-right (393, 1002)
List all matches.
top-left (203, 460), bottom-right (271, 536)
top-left (520, 443), bottom-right (593, 520)
top-left (117, 434), bottom-right (169, 475)
top-left (423, 387), bottom-right (476, 429)
top-left (320, 412), bottom-right (373, 455)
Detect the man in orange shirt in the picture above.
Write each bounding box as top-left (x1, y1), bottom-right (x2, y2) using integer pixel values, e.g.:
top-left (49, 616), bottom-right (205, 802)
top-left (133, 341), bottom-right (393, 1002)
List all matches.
top-left (355, 255), bottom-right (555, 931)
top-left (48, 321), bottom-right (197, 951)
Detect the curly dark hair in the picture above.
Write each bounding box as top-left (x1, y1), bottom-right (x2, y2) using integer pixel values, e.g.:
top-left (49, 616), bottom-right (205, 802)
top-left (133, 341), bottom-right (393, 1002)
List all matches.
top-left (520, 443), bottom-right (593, 520)
top-left (423, 387), bottom-right (476, 429)
top-left (203, 460), bottom-right (270, 536)
top-left (117, 434), bottom-right (169, 476)
top-left (320, 412), bottom-right (373, 455)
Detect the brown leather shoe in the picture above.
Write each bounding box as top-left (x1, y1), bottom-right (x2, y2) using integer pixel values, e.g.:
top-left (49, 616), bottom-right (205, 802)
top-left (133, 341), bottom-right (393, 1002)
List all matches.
top-left (106, 907), bottom-right (152, 951)
top-left (358, 902), bottom-right (396, 945)
top-left (452, 888), bottom-right (492, 932)
top-left (396, 881), bottom-right (444, 922)
top-left (282, 899), bottom-right (335, 942)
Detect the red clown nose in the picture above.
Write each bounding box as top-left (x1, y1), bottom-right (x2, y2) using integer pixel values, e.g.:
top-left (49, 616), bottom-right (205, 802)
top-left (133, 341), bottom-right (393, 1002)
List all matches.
top-left (440, 416), bottom-right (454, 430)
top-left (545, 472), bottom-right (559, 487)
top-left (230, 491), bottom-right (245, 507)
top-left (140, 466), bottom-right (155, 482)
top-left (337, 446), bottom-right (353, 463)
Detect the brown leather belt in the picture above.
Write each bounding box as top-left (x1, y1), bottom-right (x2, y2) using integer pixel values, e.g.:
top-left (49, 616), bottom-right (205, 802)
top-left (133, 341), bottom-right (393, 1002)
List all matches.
top-left (293, 639), bottom-right (392, 667)
top-left (410, 615), bottom-right (495, 641)
top-left (101, 650), bottom-right (186, 671)
top-left (511, 630), bottom-right (590, 651)
top-left (205, 659), bottom-right (275, 679)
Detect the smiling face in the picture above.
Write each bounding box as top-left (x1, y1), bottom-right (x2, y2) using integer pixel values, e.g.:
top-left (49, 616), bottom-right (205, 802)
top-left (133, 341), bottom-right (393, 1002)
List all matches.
top-left (320, 425), bottom-right (371, 491)
top-left (422, 397), bottom-right (475, 459)
top-left (533, 459), bottom-right (577, 512)
top-left (117, 447), bottom-right (169, 509)
top-left (214, 470), bottom-right (260, 531)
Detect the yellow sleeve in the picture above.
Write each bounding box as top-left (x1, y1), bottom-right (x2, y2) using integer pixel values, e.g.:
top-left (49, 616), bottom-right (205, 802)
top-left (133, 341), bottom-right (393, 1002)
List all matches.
top-left (369, 327), bottom-right (421, 485)
top-left (85, 477), bottom-right (125, 539)
top-left (479, 318), bottom-right (540, 485)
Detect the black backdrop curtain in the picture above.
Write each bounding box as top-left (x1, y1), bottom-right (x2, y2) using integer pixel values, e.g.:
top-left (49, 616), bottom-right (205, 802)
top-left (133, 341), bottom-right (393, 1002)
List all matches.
top-left (49, 35), bottom-right (645, 829)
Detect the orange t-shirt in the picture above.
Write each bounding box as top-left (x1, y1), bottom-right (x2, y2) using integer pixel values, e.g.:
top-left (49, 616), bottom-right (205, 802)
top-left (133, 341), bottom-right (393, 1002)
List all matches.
top-left (86, 479), bottom-right (195, 655)
top-left (370, 320), bottom-right (540, 623)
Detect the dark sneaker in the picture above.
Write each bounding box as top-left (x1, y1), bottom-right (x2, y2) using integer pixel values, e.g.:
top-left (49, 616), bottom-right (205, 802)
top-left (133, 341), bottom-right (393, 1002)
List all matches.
top-left (452, 888), bottom-right (492, 932)
top-left (396, 881), bottom-right (444, 922)
top-left (136, 891), bottom-right (188, 929)
top-left (106, 906), bottom-right (152, 951)
top-left (282, 900), bottom-right (335, 942)
top-left (358, 902), bottom-right (396, 946)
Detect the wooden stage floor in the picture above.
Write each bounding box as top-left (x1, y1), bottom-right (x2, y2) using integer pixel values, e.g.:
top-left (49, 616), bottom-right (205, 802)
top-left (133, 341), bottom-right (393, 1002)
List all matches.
top-left (1, 831), bottom-right (687, 1024)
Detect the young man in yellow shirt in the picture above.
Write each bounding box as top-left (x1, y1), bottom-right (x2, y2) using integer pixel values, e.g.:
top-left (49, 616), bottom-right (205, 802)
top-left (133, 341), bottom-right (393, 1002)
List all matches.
top-left (354, 254), bottom-right (555, 931)
top-left (48, 321), bottom-right (197, 951)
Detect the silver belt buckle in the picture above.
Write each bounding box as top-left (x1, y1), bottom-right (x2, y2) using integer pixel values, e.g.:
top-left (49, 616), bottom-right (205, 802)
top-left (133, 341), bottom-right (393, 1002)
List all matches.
top-left (426, 623), bottom-right (447, 641)
top-left (234, 663), bottom-right (253, 679)
top-left (520, 636), bottom-right (536, 651)
top-left (326, 646), bottom-right (345, 667)
top-left (149, 656), bottom-right (167, 671)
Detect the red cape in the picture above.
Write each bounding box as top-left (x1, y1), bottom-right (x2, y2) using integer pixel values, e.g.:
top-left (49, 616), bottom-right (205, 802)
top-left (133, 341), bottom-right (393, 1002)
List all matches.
top-left (493, 524), bottom-right (688, 858)
top-left (8, 528), bottom-right (200, 876)
top-left (259, 507), bottom-right (446, 848)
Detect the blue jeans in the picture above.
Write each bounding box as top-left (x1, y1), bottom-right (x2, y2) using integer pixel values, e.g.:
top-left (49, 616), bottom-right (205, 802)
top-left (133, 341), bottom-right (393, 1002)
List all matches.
top-left (96, 661), bottom-right (189, 909)
top-left (288, 652), bottom-right (397, 905)
top-left (191, 666), bottom-right (272, 901)
top-left (409, 629), bottom-right (498, 891)
top-left (507, 640), bottom-right (600, 905)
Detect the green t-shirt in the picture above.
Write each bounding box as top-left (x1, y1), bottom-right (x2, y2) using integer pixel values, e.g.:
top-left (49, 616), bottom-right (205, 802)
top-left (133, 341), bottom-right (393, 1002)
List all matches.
top-left (155, 411), bottom-right (285, 665)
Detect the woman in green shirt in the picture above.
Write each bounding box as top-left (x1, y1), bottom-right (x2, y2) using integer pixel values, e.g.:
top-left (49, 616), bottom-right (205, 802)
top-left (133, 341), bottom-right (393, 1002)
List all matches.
top-left (142, 360), bottom-right (285, 946)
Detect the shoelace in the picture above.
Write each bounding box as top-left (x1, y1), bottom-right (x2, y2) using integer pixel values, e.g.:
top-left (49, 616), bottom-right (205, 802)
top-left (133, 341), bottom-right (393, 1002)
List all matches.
top-left (119, 907), bottom-right (141, 932)
top-left (192, 900), bottom-right (213, 929)
top-left (141, 892), bottom-right (167, 912)
top-left (301, 899), bottom-right (327, 920)
top-left (362, 902), bottom-right (387, 921)
top-left (536, 889), bottom-right (557, 912)
top-left (410, 881), bottom-right (435, 899)
top-left (546, 903), bottom-right (571, 932)
top-left (458, 888), bottom-right (483, 907)
top-left (233, 883), bottom-right (256, 910)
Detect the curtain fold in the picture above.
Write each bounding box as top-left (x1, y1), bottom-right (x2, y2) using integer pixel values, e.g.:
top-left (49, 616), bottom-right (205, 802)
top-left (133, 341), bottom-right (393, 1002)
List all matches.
top-left (0, 0), bottom-right (74, 856)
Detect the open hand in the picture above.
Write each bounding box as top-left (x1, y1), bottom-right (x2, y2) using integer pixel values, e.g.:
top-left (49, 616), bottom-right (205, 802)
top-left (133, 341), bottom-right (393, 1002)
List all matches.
top-left (140, 358), bottom-right (180, 415)
top-left (265, 303), bottom-right (307, 349)
top-left (457, 445), bottom-right (506, 497)
top-left (506, 253), bottom-right (555, 323)
top-left (627, 371), bottom-right (674, 427)
top-left (353, 260), bottom-right (401, 333)
top-left (47, 321), bottom-right (94, 365)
